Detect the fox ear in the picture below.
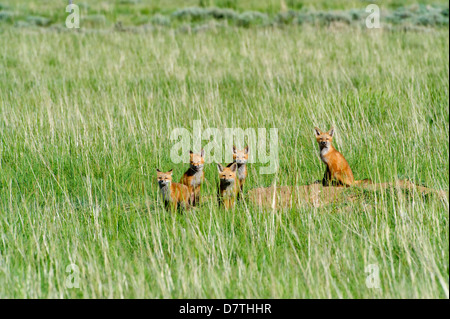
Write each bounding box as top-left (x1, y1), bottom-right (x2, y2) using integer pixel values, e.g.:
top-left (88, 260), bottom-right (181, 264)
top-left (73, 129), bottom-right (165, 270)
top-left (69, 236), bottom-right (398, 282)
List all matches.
top-left (244, 145), bottom-right (249, 154)
top-left (328, 127), bottom-right (335, 137)
top-left (156, 168), bottom-right (161, 172)
top-left (233, 145), bottom-right (237, 153)
top-left (229, 163), bottom-right (237, 172)
top-left (200, 149), bottom-right (205, 157)
top-left (189, 150), bottom-right (193, 155)
top-left (314, 127), bottom-right (322, 136)
top-left (168, 169), bottom-right (173, 174)
top-left (217, 163), bottom-right (224, 173)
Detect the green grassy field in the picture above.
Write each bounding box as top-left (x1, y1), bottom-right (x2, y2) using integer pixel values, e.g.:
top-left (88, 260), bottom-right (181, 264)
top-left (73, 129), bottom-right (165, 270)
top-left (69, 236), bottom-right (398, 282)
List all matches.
top-left (0, 1), bottom-right (449, 299)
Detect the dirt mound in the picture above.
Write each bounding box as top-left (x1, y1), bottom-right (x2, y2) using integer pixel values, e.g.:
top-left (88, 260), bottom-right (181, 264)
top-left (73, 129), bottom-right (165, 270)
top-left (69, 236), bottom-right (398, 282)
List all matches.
top-left (247, 180), bottom-right (448, 209)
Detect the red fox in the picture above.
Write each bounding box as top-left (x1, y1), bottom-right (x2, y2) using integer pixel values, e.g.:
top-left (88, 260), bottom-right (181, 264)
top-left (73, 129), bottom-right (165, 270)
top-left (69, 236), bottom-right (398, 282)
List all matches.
top-left (180, 149), bottom-right (205, 206)
top-left (227, 145), bottom-right (248, 194)
top-left (217, 163), bottom-right (239, 209)
top-left (314, 127), bottom-right (355, 187)
top-left (156, 169), bottom-right (190, 211)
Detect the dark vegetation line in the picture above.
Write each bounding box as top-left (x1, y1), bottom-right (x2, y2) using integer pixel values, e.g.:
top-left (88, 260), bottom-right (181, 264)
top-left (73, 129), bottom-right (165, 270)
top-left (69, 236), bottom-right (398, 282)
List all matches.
top-left (0, 3), bottom-right (448, 30)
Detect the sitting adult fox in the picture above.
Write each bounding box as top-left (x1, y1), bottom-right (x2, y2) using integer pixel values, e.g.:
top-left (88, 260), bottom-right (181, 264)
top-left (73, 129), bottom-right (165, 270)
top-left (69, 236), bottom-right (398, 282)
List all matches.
top-left (314, 127), bottom-right (371, 187)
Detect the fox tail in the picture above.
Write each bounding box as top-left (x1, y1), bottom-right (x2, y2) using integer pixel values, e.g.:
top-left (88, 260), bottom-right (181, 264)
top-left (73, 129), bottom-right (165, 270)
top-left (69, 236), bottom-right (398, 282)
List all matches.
top-left (354, 179), bottom-right (373, 185)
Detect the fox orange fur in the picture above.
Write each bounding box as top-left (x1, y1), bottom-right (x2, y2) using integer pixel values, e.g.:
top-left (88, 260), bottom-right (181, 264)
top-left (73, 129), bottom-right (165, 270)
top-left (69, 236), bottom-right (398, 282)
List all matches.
top-left (180, 149), bottom-right (205, 206)
top-left (314, 127), bottom-right (355, 187)
top-left (217, 163), bottom-right (239, 210)
top-left (156, 169), bottom-right (190, 211)
top-left (227, 145), bottom-right (248, 194)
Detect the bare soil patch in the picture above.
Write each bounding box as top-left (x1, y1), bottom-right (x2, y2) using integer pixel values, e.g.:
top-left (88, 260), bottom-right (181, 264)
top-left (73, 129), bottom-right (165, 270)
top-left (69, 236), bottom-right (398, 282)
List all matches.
top-left (247, 180), bottom-right (448, 209)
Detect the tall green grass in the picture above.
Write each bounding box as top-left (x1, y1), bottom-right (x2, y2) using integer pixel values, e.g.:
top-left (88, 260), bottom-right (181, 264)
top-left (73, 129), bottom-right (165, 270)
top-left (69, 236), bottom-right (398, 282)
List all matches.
top-left (0, 25), bottom-right (448, 298)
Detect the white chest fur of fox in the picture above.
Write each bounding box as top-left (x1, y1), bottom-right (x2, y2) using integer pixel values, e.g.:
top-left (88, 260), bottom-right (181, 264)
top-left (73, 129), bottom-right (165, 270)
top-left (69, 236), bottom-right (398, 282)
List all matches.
top-left (237, 164), bottom-right (246, 181)
top-left (190, 170), bottom-right (203, 187)
top-left (320, 147), bottom-right (330, 163)
top-left (221, 180), bottom-right (236, 197)
top-left (159, 185), bottom-right (172, 203)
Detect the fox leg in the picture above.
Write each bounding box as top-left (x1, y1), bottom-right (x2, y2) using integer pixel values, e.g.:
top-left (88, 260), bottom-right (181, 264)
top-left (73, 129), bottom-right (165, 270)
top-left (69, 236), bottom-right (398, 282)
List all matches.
top-left (219, 197), bottom-right (226, 209)
top-left (236, 180), bottom-right (244, 201)
top-left (322, 166), bottom-right (331, 186)
top-left (222, 198), bottom-right (229, 209)
top-left (224, 198), bottom-right (234, 210)
top-left (187, 186), bottom-right (195, 206)
top-left (180, 200), bottom-right (189, 212)
top-left (164, 201), bottom-right (171, 211)
top-left (192, 186), bottom-right (201, 206)
top-left (182, 192), bottom-right (190, 211)
top-left (217, 190), bottom-right (223, 207)
top-left (191, 191), bottom-right (196, 206)
top-left (195, 187), bottom-right (200, 205)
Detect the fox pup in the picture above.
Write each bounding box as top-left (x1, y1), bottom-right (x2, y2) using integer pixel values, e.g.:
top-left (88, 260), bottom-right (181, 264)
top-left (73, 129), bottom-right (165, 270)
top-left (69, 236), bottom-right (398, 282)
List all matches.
top-left (314, 127), bottom-right (355, 187)
top-left (180, 149), bottom-right (205, 206)
top-left (217, 163), bottom-right (239, 210)
top-left (156, 169), bottom-right (190, 211)
top-left (227, 145), bottom-right (248, 193)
